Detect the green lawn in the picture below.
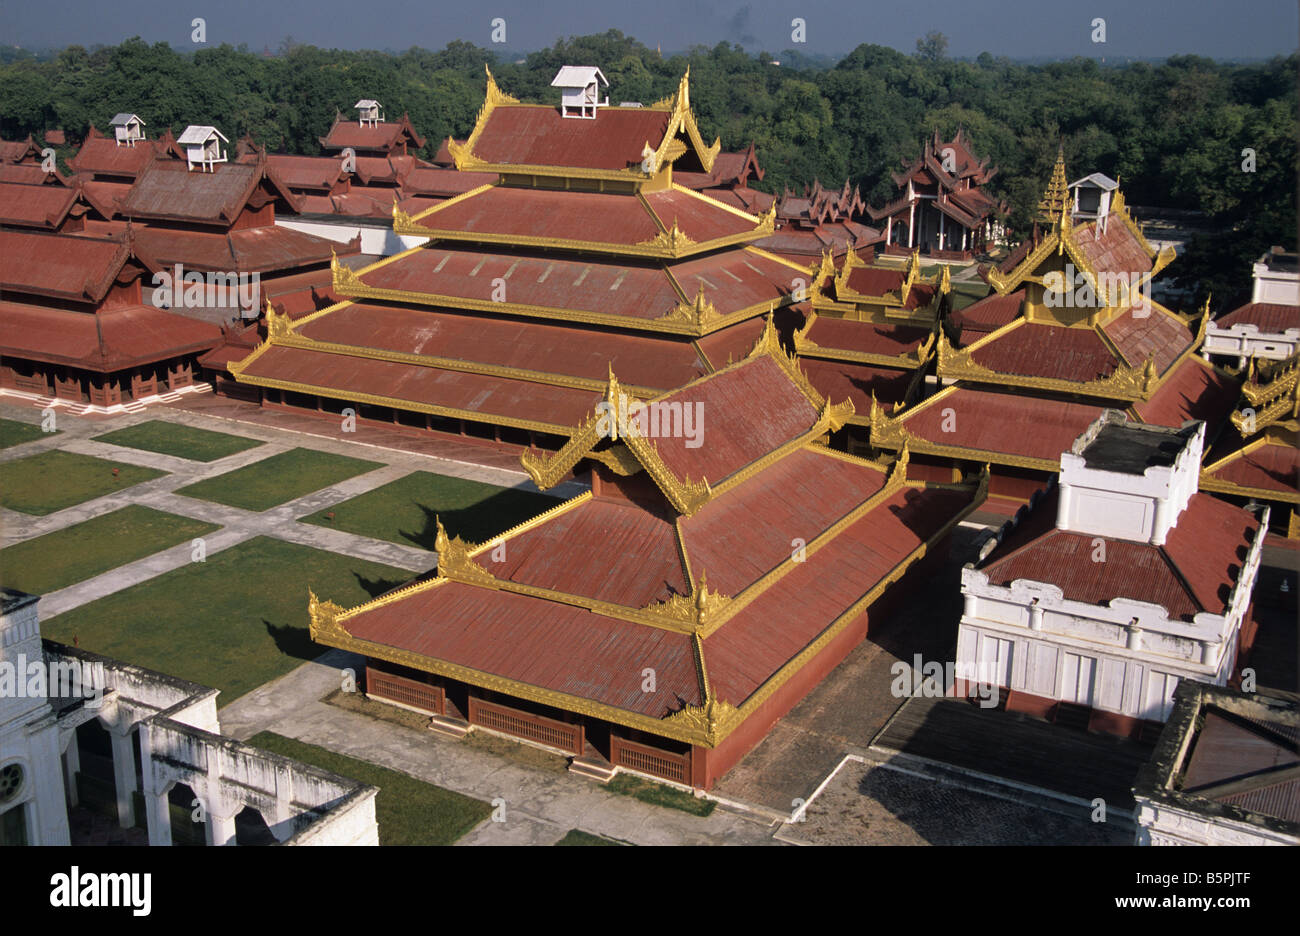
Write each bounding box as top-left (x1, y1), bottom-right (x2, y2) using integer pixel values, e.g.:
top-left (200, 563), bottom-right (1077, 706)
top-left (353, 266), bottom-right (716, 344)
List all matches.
top-left (0, 417), bottom-right (51, 450)
top-left (300, 470), bottom-right (558, 549)
top-left (93, 420), bottom-right (264, 462)
top-left (174, 447), bottom-right (383, 511)
top-left (41, 536), bottom-right (413, 704)
top-left (555, 829), bottom-right (627, 846)
top-left (0, 450), bottom-right (167, 515)
top-left (607, 774), bottom-right (715, 817)
top-left (0, 505), bottom-right (219, 596)
top-left (246, 731), bottom-right (492, 846)
top-left (951, 281), bottom-right (992, 311)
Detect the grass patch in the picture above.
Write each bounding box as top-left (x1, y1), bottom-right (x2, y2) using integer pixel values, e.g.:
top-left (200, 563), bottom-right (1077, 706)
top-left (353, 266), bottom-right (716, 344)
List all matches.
top-left (41, 536), bottom-right (412, 705)
top-left (246, 731), bottom-right (491, 846)
top-left (300, 470), bottom-right (557, 549)
top-left (93, 420), bottom-right (263, 462)
top-left (175, 447), bottom-right (382, 511)
top-left (0, 505), bottom-right (219, 596)
top-left (951, 281), bottom-right (992, 312)
top-left (555, 829), bottom-right (628, 846)
top-left (607, 773), bottom-right (715, 817)
top-left (0, 417), bottom-right (51, 450)
top-left (0, 450), bottom-right (166, 515)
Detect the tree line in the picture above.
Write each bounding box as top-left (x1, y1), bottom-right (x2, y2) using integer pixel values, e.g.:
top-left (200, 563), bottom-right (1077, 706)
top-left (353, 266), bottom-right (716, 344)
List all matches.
top-left (1, 30), bottom-right (1294, 308)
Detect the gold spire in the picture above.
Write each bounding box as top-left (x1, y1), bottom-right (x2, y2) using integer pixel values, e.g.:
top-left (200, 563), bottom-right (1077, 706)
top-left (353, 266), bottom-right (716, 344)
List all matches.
top-left (1037, 145), bottom-right (1068, 223)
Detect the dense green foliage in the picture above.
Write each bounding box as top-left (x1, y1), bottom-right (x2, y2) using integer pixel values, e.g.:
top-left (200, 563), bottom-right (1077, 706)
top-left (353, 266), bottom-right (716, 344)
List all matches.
top-left (2, 30), bottom-right (1294, 307)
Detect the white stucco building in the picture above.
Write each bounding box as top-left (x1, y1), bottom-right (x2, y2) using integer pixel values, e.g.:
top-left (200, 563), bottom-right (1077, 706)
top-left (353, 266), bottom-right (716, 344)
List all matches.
top-left (957, 412), bottom-right (1266, 737)
top-left (0, 590), bottom-right (378, 846)
top-left (1134, 680), bottom-right (1300, 845)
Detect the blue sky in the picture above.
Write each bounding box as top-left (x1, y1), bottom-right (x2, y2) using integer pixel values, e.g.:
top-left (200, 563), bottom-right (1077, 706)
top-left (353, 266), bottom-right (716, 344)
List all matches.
top-left (1, 0), bottom-right (1296, 59)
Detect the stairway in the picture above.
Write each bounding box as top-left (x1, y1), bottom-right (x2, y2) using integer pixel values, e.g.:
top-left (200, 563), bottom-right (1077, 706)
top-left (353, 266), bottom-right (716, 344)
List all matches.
top-left (427, 714), bottom-right (470, 740)
top-left (568, 756), bottom-right (617, 784)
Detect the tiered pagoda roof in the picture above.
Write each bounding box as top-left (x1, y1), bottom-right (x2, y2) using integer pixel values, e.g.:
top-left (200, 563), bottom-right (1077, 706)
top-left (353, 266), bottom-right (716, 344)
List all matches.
top-left (868, 128), bottom-right (1005, 230)
top-left (1200, 351), bottom-right (1300, 536)
top-left (793, 249), bottom-right (948, 422)
top-left (229, 68), bottom-right (812, 440)
top-left (306, 325), bottom-right (984, 749)
top-left (867, 151), bottom-right (1241, 472)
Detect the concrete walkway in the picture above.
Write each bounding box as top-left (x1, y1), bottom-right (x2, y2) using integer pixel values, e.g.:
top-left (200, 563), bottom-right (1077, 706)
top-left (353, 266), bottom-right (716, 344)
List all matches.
top-left (0, 403), bottom-right (585, 616)
top-left (219, 649), bottom-right (783, 847)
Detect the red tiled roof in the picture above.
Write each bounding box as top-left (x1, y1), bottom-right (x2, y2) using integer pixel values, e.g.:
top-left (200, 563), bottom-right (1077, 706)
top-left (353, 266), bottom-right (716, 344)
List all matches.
top-left (69, 131), bottom-right (160, 179)
top-left (1072, 213), bottom-right (1153, 279)
top-left (681, 447), bottom-right (886, 595)
top-left (237, 344), bottom-right (601, 431)
top-left (343, 580), bottom-right (700, 717)
top-left (798, 357), bottom-right (916, 408)
top-left (0, 300), bottom-right (220, 370)
top-left (0, 229), bottom-right (133, 302)
top-left (131, 225), bottom-right (349, 274)
top-left (708, 484), bottom-right (973, 703)
top-left (296, 301), bottom-right (708, 391)
top-left (488, 497), bottom-right (688, 607)
top-left (650, 354), bottom-right (819, 485)
top-left (844, 266), bottom-right (906, 298)
top-left (1206, 441), bottom-right (1300, 497)
top-left (0, 164), bottom-right (62, 185)
top-left (401, 166), bottom-right (496, 197)
top-left (410, 184), bottom-right (759, 250)
top-left (1104, 307), bottom-right (1195, 373)
top-left (265, 154), bottom-right (346, 190)
top-left (970, 322), bottom-right (1118, 382)
top-left (804, 317), bottom-right (930, 357)
top-left (951, 291), bottom-right (1022, 339)
top-left (0, 181), bottom-right (78, 229)
top-left (471, 105), bottom-right (670, 171)
top-left (695, 317), bottom-right (767, 370)
top-left (1133, 356), bottom-right (1240, 429)
top-left (320, 114), bottom-right (425, 153)
top-left (900, 388), bottom-right (1108, 464)
top-left (982, 489), bottom-right (1258, 621)
top-left (1215, 302), bottom-right (1300, 334)
top-left (120, 158), bottom-right (299, 225)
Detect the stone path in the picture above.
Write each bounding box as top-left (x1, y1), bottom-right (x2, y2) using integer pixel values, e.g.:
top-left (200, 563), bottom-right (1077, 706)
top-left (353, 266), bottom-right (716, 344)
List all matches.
top-left (0, 403), bottom-right (584, 618)
top-left (219, 649), bottom-right (783, 847)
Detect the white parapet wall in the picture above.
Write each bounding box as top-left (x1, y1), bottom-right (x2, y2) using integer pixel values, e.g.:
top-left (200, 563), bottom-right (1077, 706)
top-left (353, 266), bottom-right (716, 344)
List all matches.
top-left (276, 217), bottom-right (428, 257)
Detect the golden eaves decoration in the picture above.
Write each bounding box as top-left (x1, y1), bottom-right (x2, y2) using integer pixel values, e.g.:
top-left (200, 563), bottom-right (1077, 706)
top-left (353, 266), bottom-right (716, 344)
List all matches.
top-left (638, 219), bottom-right (697, 254)
top-left (642, 570), bottom-right (733, 632)
top-left (307, 589), bottom-right (350, 645)
top-left (665, 633), bottom-right (739, 746)
top-left (934, 328), bottom-right (1157, 401)
top-left (446, 66), bottom-right (519, 171)
top-left (434, 517), bottom-right (498, 586)
top-left (265, 299), bottom-right (295, 341)
top-left (662, 281), bottom-right (721, 327)
top-left (330, 249), bottom-right (366, 294)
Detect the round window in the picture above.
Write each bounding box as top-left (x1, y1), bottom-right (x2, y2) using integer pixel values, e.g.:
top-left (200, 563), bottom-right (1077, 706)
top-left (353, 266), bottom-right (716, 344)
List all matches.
top-left (0, 764), bottom-right (23, 804)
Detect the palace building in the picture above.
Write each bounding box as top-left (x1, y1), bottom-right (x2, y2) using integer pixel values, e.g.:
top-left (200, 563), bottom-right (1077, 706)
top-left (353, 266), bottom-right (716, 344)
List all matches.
top-left (865, 150), bottom-right (1242, 509)
top-left (794, 249), bottom-right (949, 453)
top-left (306, 327), bottom-right (984, 789)
top-left (224, 68), bottom-right (812, 452)
top-left (1200, 351), bottom-right (1300, 537)
top-left (959, 412), bottom-right (1266, 739)
top-left (868, 128), bottom-right (1006, 260)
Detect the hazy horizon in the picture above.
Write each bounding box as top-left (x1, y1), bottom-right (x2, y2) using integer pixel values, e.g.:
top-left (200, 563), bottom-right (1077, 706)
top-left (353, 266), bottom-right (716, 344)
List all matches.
top-left (1, 0), bottom-right (1296, 61)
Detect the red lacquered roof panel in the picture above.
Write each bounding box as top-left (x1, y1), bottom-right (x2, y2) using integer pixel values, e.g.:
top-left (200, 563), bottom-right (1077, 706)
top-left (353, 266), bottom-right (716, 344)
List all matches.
top-left (902, 388), bottom-right (1107, 463)
top-left (970, 323), bottom-right (1118, 382)
top-left (473, 106), bottom-right (670, 171)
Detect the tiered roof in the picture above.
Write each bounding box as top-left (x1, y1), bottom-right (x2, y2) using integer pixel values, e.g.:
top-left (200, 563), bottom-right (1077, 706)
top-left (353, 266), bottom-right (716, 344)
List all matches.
top-left (306, 326), bottom-right (983, 747)
top-left (868, 128), bottom-right (1005, 229)
top-left (319, 111), bottom-right (425, 156)
top-left (793, 249), bottom-right (947, 418)
top-left (230, 69), bottom-right (811, 434)
top-left (868, 152), bottom-right (1240, 470)
top-left (1201, 351), bottom-right (1300, 535)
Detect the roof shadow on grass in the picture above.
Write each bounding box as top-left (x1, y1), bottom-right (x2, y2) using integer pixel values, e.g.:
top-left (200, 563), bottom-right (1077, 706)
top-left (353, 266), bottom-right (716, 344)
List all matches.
top-left (402, 492), bottom-right (555, 551)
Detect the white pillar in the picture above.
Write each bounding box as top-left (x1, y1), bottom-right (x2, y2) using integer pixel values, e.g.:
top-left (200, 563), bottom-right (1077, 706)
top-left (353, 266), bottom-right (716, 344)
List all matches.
top-left (908, 203), bottom-right (915, 248)
top-left (207, 807), bottom-right (237, 846)
top-left (939, 211), bottom-right (946, 250)
top-left (145, 791), bottom-right (172, 846)
top-left (110, 730), bottom-right (137, 829)
top-left (62, 741), bottom-right (80, 808)
top-left (885, 216), bottom-right (892, 244)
